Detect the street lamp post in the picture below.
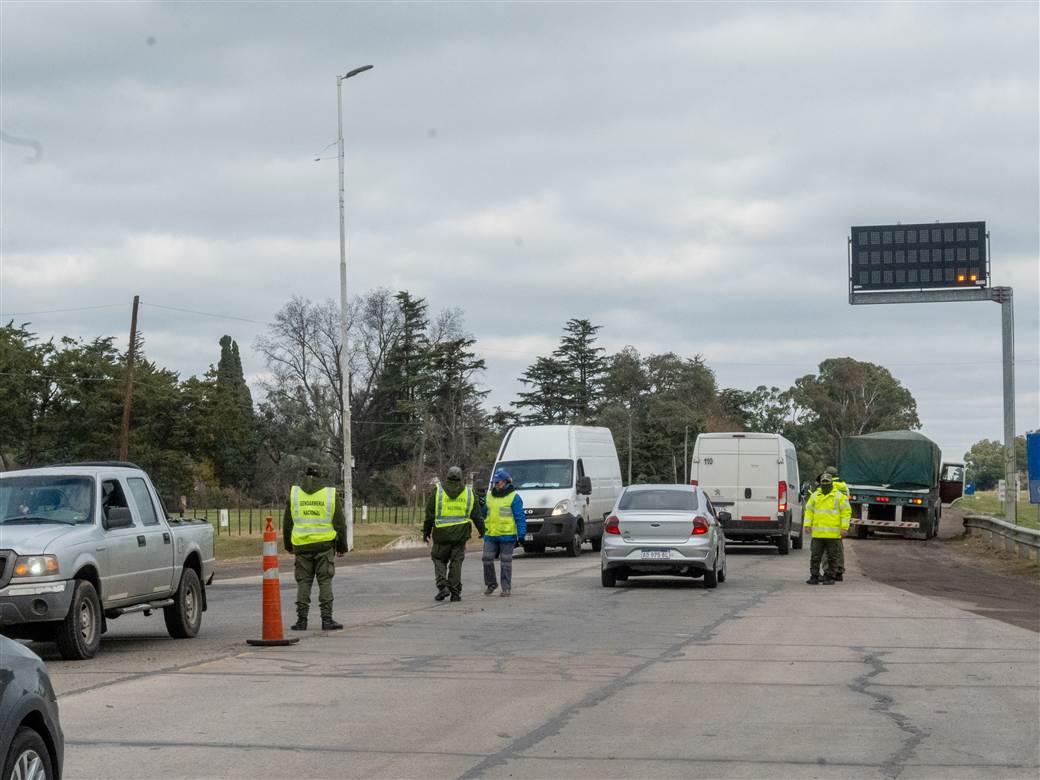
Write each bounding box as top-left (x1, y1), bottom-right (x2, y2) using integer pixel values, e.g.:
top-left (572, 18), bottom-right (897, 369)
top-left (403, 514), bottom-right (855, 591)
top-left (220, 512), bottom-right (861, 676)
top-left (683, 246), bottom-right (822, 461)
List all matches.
top-left (337, 64), bottom-right (372, 551)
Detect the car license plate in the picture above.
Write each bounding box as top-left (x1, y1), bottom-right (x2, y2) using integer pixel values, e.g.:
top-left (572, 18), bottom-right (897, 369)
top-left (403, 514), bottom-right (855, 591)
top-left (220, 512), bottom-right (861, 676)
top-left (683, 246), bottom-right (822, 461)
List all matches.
top-left (524, 533), bottom-right (533, 542)
top-left (641, 550), bottom-right (669, 560)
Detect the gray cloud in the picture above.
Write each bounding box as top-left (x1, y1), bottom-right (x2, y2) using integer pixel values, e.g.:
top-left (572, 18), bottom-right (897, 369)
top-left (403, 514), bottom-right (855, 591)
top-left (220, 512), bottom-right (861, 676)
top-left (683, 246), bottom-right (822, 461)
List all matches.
top-left (1, 1), bottom-right (1037, 463)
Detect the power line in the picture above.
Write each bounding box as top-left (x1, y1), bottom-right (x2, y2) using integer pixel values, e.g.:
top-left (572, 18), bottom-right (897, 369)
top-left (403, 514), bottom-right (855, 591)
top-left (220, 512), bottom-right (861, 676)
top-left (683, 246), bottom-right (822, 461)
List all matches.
top-left (139, 302), bottom-right (270, 326)
top-left (1, 303), bottom-right (125, 317)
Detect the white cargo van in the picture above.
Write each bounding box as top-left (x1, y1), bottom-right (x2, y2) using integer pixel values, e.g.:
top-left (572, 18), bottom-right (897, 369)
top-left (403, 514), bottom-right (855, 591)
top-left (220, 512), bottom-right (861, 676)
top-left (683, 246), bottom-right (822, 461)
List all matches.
top-left (689, 432), bottom-right (803, 554)
top-left (492, 425), bottom-right (623, 556)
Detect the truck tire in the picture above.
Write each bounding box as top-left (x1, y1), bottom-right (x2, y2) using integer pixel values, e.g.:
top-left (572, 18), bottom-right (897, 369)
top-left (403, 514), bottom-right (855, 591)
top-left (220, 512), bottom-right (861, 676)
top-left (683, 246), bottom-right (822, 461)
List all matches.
top-left (777, 532), bottom-right (790, 555)
top-left (164, 567), bottom-right (202, 639)
top-left (566, 528), bottom-right (583, 557)
top-left (852, 524), bottom-right (869, 539)
top-left (3, 726), bottom-right (55, 780)
top-left (55, 579), bottom-right (102, 660)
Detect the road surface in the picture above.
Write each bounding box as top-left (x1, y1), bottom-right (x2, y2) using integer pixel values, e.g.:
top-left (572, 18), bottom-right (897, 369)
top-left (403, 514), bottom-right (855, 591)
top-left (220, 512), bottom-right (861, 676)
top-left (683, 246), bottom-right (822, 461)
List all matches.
top-left (39, 518), bottom-right (1040, 779)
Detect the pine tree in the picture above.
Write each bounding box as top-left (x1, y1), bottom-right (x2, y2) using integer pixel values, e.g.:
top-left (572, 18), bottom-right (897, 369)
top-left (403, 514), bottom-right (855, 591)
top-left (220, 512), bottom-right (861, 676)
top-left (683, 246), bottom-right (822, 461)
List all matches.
top-left (554, 318), bottom-right (606, 422)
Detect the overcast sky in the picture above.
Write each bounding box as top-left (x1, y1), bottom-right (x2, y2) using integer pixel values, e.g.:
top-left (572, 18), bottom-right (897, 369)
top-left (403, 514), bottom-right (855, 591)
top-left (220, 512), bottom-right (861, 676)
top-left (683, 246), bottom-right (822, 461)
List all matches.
top-left (2, 1), bottom-right (1038, 464)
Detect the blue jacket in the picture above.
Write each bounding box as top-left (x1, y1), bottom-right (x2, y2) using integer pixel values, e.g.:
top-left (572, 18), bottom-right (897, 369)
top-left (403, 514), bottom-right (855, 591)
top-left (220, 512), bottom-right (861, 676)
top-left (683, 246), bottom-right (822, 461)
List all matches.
top-left (485, 486), bottom-right (526, 541)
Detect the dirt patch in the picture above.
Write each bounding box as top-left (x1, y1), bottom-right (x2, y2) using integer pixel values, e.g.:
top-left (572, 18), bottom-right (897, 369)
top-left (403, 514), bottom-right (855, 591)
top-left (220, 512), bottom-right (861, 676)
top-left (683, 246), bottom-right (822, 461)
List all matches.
top-left (850, 506), bottom-right (1040, 633)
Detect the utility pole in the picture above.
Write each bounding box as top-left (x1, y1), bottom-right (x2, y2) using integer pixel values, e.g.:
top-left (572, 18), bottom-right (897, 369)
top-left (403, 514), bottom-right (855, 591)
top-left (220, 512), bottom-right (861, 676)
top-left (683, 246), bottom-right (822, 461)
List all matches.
top-left (684, 425), bottom-right (690, 484)
top-left (118, 295), bottom-right (140, 461)
top-left (336, 64), bottom-right (373, 551)
top-left (627, 409), bottom-right (633, 485)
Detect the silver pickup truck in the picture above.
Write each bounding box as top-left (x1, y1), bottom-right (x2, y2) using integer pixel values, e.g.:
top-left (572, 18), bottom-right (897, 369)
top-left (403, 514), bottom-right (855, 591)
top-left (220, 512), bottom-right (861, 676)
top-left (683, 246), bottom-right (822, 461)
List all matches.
top-left (0, 462), bottom-right (214, 660)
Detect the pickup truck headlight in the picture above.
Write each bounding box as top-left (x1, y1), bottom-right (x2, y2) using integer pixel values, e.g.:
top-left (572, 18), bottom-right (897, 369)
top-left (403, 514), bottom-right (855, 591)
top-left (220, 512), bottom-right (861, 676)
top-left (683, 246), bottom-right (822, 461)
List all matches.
top-left (12, 555), bottom-right (60, 577)
top-left (551, 500), bottom-right (572, 516)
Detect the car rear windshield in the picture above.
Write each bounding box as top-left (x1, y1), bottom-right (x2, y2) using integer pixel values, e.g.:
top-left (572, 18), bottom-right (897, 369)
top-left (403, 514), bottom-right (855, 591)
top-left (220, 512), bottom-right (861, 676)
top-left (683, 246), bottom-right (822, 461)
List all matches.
top-left (619, 489), bottom-right (699, 511)
top-left (496, 460), bottom-right (574, 489)
top-left (0, 476), bottom-right (95, 525)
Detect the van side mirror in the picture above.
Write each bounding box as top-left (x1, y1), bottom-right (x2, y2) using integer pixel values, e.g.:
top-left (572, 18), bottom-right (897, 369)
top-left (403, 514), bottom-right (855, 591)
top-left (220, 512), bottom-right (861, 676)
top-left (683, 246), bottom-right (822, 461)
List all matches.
top-left (577, 476), bottom-right (592, 495)
top-left (104, 506), bottom-right (134, 530)
top-left (717, 510), bottom-right (732, 524)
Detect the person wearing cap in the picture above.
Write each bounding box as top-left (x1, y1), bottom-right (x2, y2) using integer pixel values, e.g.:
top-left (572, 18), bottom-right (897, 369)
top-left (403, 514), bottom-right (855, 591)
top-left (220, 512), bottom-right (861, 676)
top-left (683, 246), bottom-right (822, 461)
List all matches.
top-left (803, 473), bottom-right (851, 585)
top-left (423, 467), bottom-right (487, 602)
top-left (283, 462), bottom-right (348, 631)
top-left (824, 466), bottom-right (849, 580)
top-left (483, 469), bottom-right (526, 596)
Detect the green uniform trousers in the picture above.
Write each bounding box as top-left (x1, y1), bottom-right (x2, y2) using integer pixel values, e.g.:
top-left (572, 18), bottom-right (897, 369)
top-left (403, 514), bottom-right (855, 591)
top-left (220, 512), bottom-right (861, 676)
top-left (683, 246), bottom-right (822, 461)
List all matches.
top-left (431, 541), bottom-right (466, 596)
top-left (809, 538), bottom-right (843, 577)
top-left (833, 537), bottom-right (845, 574)
top-left (294, 547), bottom-right (336, 620)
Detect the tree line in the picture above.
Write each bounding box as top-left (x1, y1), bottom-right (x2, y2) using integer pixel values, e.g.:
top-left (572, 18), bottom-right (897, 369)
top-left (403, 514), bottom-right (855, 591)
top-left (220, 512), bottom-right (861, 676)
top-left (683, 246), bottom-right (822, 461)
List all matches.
top-left (8, 287), bottom-right (998, 507)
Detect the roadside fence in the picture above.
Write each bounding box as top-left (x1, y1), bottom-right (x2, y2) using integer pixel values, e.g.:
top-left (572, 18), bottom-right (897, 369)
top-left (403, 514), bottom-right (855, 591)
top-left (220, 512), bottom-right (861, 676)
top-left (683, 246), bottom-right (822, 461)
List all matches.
top-left (180, 502), bottom-right (424, 536)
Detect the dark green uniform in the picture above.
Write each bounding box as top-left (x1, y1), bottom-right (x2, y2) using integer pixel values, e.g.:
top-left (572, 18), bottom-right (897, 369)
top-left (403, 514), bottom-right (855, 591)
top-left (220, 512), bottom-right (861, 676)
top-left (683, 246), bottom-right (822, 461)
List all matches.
top-left (283, 493), bottom-right (347, 621)
top-left (423, 483), bottom-right (486, 597)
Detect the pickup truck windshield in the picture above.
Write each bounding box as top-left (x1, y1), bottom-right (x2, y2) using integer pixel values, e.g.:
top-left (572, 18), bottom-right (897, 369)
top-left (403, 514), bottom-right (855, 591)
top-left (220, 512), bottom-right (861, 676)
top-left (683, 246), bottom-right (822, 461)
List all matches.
top-left (0, 476), bottom-right (95, 525)
top-left (497, 460), bottom-right (574, 489)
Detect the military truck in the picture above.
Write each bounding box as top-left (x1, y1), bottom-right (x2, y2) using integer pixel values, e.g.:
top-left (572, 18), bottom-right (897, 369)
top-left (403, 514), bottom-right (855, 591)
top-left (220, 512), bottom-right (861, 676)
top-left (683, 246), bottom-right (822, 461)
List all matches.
top-left (839, 431), bottom-right (942, 540)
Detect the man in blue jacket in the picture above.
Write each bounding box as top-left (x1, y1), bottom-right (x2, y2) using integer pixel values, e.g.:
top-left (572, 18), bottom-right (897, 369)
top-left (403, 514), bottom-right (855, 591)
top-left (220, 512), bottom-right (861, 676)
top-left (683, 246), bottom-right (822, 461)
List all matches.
top-left (483, 469), bottom-right (526, 597)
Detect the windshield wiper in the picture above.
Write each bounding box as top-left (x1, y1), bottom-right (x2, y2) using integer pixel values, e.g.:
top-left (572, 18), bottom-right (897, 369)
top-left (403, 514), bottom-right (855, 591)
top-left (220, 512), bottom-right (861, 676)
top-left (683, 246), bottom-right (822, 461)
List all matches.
top-left (0, 516), bottom-right (75, 525)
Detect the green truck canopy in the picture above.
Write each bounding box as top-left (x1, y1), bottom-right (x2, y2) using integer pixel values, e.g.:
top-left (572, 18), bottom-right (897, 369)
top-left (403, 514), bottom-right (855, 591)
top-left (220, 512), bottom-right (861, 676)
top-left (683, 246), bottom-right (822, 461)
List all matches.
top-left (838, 430), bottom-right (941, 490)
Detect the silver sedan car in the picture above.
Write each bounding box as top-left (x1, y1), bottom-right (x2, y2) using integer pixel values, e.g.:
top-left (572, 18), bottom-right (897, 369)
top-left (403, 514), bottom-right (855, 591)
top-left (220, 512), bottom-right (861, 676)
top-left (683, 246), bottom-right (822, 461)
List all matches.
top-left (601, 484), bottom-right (728, 588)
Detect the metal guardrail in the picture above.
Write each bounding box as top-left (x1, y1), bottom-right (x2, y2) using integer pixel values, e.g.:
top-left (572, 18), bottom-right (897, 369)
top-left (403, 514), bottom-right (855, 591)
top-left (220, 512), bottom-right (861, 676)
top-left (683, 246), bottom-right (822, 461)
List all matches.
top-left (963, 515), bottom-right (1040, 562)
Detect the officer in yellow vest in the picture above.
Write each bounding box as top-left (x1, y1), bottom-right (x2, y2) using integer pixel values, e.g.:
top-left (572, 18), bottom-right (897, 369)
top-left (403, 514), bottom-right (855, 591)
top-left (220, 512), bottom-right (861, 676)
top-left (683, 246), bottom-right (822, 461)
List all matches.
top-left (483, 469), bottom-right (526, 597)
top-left (423, 467), bottom-right (486, 602)
top-left (824, 466), bottom-right (849, 580)
top-left (283, 463), bottom-right (347, 630)
top-left (803, 473), bottom-right (852, 585)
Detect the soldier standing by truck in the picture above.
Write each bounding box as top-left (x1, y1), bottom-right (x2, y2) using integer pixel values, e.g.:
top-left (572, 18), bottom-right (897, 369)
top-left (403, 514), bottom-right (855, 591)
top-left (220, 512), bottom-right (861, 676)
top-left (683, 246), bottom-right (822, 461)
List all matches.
top-left (284, 463), bottom-right (347, 631)
top-left (825, 466), bottom-right (849, 580)
top-left (423, 466), bottom-right (486, 602)
top-left (803, 474), bottom-right (851, 585)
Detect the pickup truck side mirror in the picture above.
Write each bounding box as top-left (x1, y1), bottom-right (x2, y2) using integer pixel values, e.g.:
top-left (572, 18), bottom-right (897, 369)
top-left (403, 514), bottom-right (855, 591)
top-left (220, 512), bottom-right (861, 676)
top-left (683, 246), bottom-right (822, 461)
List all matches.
top-left (717, 510), bottom-right (732, 524)
top-left (104, 506), bottom-right (135, 530)
top-left (577, 476), bottom-right (592, 496)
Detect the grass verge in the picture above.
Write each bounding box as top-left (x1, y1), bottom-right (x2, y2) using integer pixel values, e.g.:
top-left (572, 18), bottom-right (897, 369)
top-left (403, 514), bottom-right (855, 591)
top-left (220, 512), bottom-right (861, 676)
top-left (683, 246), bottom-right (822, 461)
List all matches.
top-left (951, 490), bottom-right (1039, 530)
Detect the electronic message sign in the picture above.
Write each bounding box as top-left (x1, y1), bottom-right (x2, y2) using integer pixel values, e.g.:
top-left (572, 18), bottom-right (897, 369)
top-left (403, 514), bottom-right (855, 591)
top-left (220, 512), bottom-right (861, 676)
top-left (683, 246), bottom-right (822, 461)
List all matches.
top-left (850, 221), bottom-right (987, 291)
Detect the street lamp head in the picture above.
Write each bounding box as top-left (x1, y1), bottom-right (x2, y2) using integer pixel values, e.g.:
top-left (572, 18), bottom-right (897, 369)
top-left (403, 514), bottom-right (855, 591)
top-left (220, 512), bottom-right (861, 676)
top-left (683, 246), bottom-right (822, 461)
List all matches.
top-left (342, 65), bottom-right (374, 80)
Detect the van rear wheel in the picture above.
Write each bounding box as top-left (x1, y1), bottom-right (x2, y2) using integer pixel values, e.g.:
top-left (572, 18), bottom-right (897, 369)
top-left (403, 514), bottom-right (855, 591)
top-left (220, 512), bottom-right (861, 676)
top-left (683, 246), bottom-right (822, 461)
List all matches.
top-left (792, 529), bottom-right (804, 550)
top-left (777, 533), bottom-right (790, 555)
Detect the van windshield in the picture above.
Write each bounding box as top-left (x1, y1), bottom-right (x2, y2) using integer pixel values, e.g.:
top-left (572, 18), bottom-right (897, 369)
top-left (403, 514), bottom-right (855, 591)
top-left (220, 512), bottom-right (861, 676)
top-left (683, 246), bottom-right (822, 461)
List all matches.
top-left (497, 460), bottom-right (573, 489)
top-left (0, 476), bottom-right (95, 525)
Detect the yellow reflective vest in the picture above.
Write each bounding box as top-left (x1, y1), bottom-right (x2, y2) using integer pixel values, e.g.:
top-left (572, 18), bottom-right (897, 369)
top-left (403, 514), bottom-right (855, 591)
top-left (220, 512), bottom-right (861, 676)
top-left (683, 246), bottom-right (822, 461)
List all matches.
top-left (804, 488), bottom-right (851, 539)
top-left (485, 491), bottom-right (518, 537)
top-left (832, 478), bottom-right (849, 496)
top-left (290, 486), bottom-right (337, 547)
top-left (435, 485), bottom-right (474, 528)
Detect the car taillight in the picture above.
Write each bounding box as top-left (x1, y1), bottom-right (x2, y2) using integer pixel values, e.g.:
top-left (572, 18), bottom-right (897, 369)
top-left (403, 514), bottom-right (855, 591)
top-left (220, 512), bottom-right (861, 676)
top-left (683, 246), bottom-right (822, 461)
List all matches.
top-left (690, 479), bottom-right (699, 486)
top-left (778, 480), bottom-right (787, 513)
top-left (605, 516), bottom-right (621, 535)
top-left (692, 517), bottom-right (709, 535)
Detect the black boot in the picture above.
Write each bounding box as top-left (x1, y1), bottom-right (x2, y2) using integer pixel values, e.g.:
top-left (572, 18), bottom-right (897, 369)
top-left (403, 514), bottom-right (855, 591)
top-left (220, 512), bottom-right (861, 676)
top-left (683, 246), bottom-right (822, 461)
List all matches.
top-left (321, 617), bottom-right (344, 630)
top-left (806, 574), bottom-right (820, 585)
top-left (834, 573), bottom-right (844, 582)
top-left (435, 588), bottom-right (450, 601)
top-left (450, 593), bottom-right (462, 602)
top-left (821, 575), bottom-right (836, 585)
top-left (290, 617), bottom-right (308, 631)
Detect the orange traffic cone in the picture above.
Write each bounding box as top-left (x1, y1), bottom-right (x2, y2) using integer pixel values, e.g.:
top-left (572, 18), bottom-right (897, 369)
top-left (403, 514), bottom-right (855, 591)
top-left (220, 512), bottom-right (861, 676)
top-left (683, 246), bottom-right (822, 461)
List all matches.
top-left (247, 517), bottom-right (298, 647)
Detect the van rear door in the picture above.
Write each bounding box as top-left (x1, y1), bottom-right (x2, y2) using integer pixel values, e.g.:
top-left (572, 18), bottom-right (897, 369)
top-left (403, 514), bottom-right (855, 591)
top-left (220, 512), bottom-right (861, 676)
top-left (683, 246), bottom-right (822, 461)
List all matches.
top-left (738, 438), bottom-right (779, 523)
top-left (696, 438), bottom-right (740, 511)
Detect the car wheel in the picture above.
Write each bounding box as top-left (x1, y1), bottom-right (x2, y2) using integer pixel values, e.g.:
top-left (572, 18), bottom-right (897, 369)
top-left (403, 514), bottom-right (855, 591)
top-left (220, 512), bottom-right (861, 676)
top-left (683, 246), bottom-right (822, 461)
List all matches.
top-left (590, 534), bottom-right (602, 552)
top-left (55, 579), bottom-right (101, 660)
top-left (703, 555), bottom-right (719, 589)
top-left (164, 567), bottom-right (203, 639)
top-left (566, 530), bottom-right (583, 557)
top-left (777, 532), bottom-right (790, 555)
top-left (717, 549), bottom-right (727, 583)
top-left (601, 568), bottom-right (616, 588)
top-left (3, 727), bottom-right (54, 780)
top-left (616, 569), bottom-right (629, 581)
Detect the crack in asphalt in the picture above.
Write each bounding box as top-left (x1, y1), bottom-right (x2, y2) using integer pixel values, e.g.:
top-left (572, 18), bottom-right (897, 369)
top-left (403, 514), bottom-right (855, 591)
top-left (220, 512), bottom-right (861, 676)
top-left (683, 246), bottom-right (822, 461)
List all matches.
top-left (849, 646), bottom-right (931, 780)
top-left (457, 581), bottom-right (784, 779)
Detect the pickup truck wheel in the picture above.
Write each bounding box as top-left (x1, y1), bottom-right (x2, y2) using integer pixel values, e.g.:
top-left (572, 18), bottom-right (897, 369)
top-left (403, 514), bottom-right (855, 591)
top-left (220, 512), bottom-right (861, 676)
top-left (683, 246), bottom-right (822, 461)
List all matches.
top-left (55, 580), bottom-right (101, 660)
top-left (164, 568), bottom-right (202, 639)
top-left (3, 726), bottom-right (54, 780)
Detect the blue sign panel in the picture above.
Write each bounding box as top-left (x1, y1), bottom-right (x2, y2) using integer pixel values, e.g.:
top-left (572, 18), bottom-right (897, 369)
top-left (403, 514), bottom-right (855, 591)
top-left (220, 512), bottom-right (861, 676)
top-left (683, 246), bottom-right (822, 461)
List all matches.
top-left (1027, 432), bottom-right (1040, 505)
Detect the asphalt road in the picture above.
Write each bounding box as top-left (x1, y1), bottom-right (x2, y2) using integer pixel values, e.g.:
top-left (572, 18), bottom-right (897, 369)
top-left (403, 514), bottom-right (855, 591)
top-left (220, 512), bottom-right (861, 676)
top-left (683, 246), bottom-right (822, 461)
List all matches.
top-left (38, 522), bottom-right (1040, 779)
